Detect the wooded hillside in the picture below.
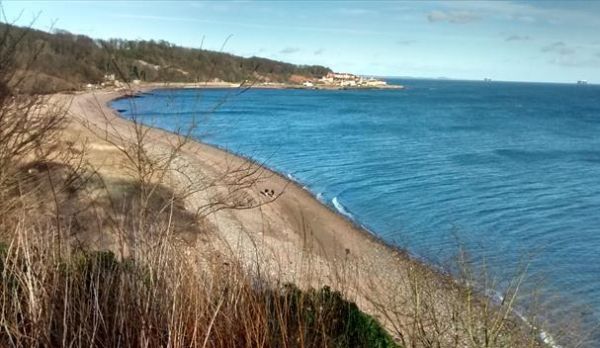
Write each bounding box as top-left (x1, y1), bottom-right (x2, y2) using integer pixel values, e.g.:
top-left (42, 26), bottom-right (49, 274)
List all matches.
top-left (1, 22), bottom-right (331, 93)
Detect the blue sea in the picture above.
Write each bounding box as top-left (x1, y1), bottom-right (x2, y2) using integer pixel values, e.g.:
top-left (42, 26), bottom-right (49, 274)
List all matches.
top-left (113, 79), bottom-right (600, 341)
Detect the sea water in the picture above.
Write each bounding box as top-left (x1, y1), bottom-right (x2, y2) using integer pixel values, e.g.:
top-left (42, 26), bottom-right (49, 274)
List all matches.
top-left (113, 79), bottom-right (600, 342)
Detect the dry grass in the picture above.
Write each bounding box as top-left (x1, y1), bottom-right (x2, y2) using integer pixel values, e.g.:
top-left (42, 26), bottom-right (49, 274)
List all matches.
top-left (0, 218), bottom-right (397, 348)
top-left (0, 16), bottom-right (592, 348)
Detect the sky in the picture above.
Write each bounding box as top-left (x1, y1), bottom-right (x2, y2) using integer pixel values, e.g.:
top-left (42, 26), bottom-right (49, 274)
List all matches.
top-left (3, 0), bottom-right (600, 83)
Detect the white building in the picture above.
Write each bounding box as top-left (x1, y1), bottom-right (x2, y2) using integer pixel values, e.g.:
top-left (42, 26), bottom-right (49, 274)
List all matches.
top-left (327, 72), bottom-right (357, 80)
top-left (364, 78), bottom-right (387, 86)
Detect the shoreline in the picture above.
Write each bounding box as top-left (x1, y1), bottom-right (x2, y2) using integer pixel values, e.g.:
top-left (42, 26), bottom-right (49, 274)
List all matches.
top-left (102, 83), bottom-right (409, 257)
top-left (70, 86), bottom-right (420, 277)
top-left (66, 85), bottom-right (551, 347)
top-left (107, 85), bottom-right (415, 264)
top-left (106, 85), bottom-right (429, 270)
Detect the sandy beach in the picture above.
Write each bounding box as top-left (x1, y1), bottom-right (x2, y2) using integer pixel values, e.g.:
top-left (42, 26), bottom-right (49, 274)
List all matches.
top-left (56, 86), bottom-right (538, 345)
top-left (58, 86), bottom-right (432, 321)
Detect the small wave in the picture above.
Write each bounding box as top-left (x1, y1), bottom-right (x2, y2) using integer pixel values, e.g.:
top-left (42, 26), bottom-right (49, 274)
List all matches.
top-left (316, 192), bottom-right (324, 202)
top-left (332, 197), bottom-right (353, 220)
top-left (484, 288), bottom-right (504, 304)
top-left (359, 223), bottom-right (378, 236)
top-left (452, 279), bottom-right (563, 348)
top-left (484, 288), bottom-right (563, 348)
top-left (286, 173), bottom-right (297, 181)
top-left (540, 330), bottom-right (562, 348)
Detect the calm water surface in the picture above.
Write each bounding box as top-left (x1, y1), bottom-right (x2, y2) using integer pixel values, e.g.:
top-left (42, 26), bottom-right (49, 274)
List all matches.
top-left (113, 79), bottom-right (600, 339)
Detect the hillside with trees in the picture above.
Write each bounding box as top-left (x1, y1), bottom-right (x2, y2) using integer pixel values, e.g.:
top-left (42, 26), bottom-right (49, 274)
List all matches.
top-left (1, 22), bottom-right (331, 93)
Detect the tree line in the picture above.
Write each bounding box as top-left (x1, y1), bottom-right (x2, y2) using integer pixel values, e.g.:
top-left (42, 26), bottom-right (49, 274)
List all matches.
top-left (1, 22), bottom-right (332, 93)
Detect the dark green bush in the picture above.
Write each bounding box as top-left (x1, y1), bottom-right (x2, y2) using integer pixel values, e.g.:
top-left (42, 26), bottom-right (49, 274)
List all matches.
top-left (267, 284), bottom-right (399, 348)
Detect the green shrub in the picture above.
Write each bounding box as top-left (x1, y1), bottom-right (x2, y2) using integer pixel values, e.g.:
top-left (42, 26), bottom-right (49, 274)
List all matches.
top-left (267, 284), bottom-right (399, 348)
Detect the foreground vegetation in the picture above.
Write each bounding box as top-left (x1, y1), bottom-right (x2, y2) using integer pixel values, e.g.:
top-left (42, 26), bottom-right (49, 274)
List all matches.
top-left (0, 243), bottom-right (397, 347)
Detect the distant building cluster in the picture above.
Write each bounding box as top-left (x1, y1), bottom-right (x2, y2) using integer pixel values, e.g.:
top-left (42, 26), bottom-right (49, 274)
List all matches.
top-left (100, 74), bottom-right (123, 87)
top-left (86, 74), bottom-right (138, 90)
top-left (307, 72), bottom-right (388, 88)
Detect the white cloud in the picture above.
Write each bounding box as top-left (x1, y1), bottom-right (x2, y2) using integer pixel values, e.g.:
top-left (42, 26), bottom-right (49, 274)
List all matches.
top-left (427, 10), bottom-right (480, 24)
top-left (280, 47), bottom-right (300, 54)
top-left (439, 1), bottom-right (599, 26)
top-left (112, 14), bottom-right (393, 37)
top-left (542, 41), bottom-right (575, 55)
top-left (511, 15), bottom-right (536, 23)
top-left (111, 14), bottom-right (197, 22)
top-left (505, 35), bottom-right (531, 42)
top-left (337, 8), bottom-right (377, 16)
top-left (549, 56), bottom-right (600, 68)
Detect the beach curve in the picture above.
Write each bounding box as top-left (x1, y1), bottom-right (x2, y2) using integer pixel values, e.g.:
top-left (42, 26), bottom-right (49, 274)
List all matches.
top-left (59, 85), bottom-right (542, 345)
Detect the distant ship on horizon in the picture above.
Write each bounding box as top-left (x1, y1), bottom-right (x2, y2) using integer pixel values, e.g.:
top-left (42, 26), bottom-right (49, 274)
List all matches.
top-left (484, 78), bottom-right (492, 82)
top-left (577, 80), bottom-right (588, 85)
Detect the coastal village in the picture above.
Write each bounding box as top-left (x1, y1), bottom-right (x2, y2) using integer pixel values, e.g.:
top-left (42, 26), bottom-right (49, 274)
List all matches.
top-left (89, 71), bottom-right (402, 91)
top-left (303, 72), bottom-right (402, 89)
